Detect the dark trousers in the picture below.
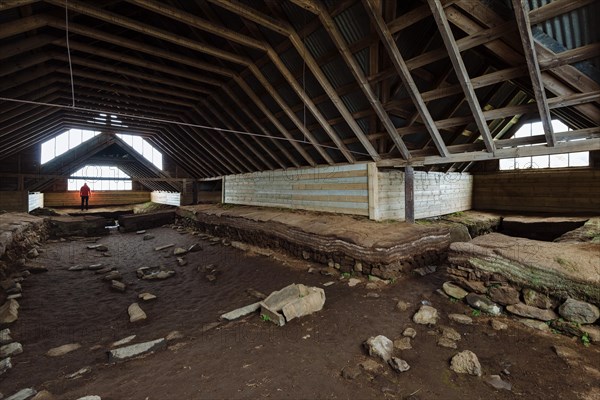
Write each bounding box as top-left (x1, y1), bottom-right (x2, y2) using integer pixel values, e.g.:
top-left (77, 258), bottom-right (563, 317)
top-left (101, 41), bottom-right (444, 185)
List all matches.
top-left (81, 196), bottom-right (89, 210)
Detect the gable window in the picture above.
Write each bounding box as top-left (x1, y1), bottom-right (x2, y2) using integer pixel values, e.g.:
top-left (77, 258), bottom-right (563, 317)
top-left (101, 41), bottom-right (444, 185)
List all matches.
top-left (68, 166), bottom-right (132, 191)
top-left (116, 134), bottom-right (163, 170)
top-left (41, 129), bottom-right (100, 164)
top-left (499, 120), bottom-right (589, 170)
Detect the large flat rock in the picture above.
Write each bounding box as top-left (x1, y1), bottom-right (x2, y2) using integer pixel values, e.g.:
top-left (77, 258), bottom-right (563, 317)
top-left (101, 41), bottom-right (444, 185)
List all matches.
top-left (449, 233), bottom-right (600, 305)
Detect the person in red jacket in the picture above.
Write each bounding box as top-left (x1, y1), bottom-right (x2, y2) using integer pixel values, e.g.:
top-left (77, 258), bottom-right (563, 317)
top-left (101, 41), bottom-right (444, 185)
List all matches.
top-left (79, 182), bottom-right (92, 211)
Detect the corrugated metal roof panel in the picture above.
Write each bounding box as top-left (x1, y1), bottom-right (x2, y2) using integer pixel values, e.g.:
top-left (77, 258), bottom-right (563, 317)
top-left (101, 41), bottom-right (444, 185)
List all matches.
top-left (528, 0), bottom-right (600, 79)
top-left (321, 58), bottom-right (354, 89)
top-left (304, 27), bottom-right (334, 59)
top-left (333, 2), bottom-right (370, 45)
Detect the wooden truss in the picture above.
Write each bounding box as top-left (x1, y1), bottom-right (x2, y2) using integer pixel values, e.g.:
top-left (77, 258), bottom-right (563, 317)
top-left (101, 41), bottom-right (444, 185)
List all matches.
top-left (0, 0), bottom-right (598, 178)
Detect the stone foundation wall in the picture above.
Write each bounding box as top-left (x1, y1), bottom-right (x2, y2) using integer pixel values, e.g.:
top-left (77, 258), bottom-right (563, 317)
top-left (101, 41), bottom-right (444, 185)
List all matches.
top-left (0, 214), bottom-right (49, 280)
top-left (176, 208), bottom-right (461, 280)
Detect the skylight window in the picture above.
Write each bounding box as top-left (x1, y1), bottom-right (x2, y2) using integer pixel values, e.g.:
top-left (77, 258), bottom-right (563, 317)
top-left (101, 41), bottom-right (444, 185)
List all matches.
top-left (499, 120), bottom-right (589, 170)
top-left (86, 113), bottom-right (128, 128)
top-left (41, 129), bottom-right (100, 164)
top-left (68, 165), bottom-right (132, 191)
top-left (117, 133), bottom-right (163, 170)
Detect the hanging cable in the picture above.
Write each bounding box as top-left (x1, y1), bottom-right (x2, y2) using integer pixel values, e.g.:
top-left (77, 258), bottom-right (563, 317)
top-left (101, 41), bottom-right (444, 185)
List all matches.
top-left (0, 97), bottom-right (372, 157)
top-left (302, 10), bottom-right (307, 143)
top-left (65, 0), bottom-right (76, 108)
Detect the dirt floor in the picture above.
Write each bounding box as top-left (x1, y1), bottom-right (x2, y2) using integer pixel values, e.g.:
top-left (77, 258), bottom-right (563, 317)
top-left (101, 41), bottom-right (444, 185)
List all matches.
top-left (3, 226), bottom-right (600, 399)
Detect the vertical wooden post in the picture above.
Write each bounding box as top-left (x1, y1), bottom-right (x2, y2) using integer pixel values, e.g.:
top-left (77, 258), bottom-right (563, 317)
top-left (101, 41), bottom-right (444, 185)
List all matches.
top-left (367, 162), bottom-right (379, 220)
top-left (221, 176), bottom-right (226, 204)
top-left (405, 166), bottom-right (415, 223)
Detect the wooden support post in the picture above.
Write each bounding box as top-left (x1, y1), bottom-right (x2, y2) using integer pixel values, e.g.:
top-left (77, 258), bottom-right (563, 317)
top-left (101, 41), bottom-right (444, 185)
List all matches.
top-left (404, 166), bottom-right (415, 224)
top-left (367, 162), bottom-right (379, 220)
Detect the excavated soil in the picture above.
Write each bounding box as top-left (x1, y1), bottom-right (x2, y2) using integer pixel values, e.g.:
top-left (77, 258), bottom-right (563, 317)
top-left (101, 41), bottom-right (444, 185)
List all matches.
top-left (3, 226), bottom-right (600, 400)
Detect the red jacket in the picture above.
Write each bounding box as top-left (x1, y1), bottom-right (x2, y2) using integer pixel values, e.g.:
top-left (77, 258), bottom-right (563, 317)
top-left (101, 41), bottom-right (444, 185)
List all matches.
top-left (80, 185), bottom-right (91, 197)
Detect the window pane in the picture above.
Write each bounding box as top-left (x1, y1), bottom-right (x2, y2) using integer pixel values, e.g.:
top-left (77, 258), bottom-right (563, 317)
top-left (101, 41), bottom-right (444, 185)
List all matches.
top-left (550, 154), bottom-right (568, 168)
top-left (69, 129), bottom-right (82, 149)
top-left (55, 132), bottom-right (69, 157)
top-left (499, 158), bottom-right (514, 170)
top-left (552, 119), bottom-right (569, 132)
top-left (132, 136), bottom-right (144, 153)
top-left (529, 122), bottom-right (543, 137)
top-left (514, 124), bottom-right (532, 138)
top-left (569, 152), bottom-right (589, 167)
top-left (531, 155), bottom-right (549, 169)
top-left (514, 157), bottom-right (532, 169)
top-left (41, 139), bottom-right (55, 164)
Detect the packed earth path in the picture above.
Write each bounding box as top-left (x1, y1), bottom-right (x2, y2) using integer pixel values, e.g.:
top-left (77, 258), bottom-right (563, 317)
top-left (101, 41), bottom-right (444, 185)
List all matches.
top-left (2, 225), bottom-right (600, 400)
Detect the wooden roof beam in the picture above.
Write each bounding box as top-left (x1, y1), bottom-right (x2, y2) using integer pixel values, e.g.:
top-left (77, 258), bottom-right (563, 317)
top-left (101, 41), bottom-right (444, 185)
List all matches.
top-left (512, 0), bottom-right (555, 146)
top-left (197, 101), bottom-right (276, 170)
top-left (0, 14), bottom-right (48, 40)
top-left (210, 92), bottom-right (288, 169)
top-left (0, 34), bottom-right (57, 60)
top-left (45, 16), bottom-right (233, 78)
top-left (220, 86), bottom-right (301, 168)
top-left (137, 0), bottom-right (355, 163)
top-left (363, 0), bottom-right (449, 158)
top-left (46, 1), bottom-right (333, 163)
top-left (427, 0), bottom-right (496, 155)
top-left (378, 135), bottom-right (600, 167)
top-left (298, 0), bottom-right (411, 161)
top-left (529, 0), bottom-right (598, 25)
top-left (233, 77), bottom-right (316, 166)
top-left (0, 0), bottom-right (40, 11)
top-left (186, 110), bottom-right (257, 173)
top-left (449, 2), bottom-right (600, 125)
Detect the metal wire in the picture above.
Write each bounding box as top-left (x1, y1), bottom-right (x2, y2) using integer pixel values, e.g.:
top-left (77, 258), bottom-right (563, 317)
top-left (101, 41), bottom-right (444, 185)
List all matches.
top-left (0, 97), bottom-right (372, 157)
top-left (65, 0), bottom-right (76, 108)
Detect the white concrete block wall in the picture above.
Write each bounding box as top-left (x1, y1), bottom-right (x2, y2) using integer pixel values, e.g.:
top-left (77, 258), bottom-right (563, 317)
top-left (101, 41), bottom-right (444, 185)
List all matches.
top-left (151, 191), bottom-right (181, 206)
top-left (414, 172), bottom-right (473, 219)
top-left (223, 163), bottom-right (369, 216)
top-left (376, 170), bottom-right (405, 220)
top-left (375, 170), bottom-right (472, 221)
top-left (28, 192), bottom-right (44, 212)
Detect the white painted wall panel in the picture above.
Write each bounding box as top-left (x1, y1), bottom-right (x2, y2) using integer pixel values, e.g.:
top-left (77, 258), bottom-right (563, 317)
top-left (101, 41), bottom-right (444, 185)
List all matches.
top-left (224, 163), bottom-right (369, 216)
